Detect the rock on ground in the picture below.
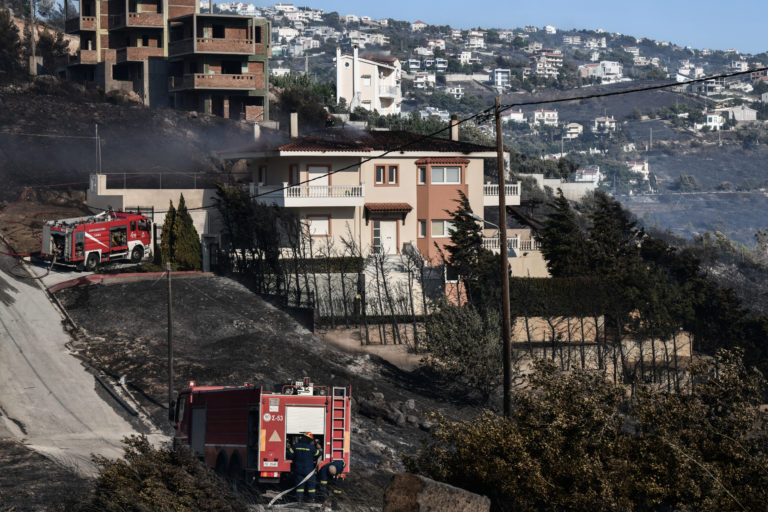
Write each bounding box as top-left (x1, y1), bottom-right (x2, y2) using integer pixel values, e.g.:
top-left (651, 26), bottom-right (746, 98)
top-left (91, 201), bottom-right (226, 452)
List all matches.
top-left (383, 472), bottom-right (491, 512)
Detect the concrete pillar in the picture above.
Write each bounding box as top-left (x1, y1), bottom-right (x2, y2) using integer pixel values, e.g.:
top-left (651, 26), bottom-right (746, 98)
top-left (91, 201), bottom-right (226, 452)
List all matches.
top-left (223, 96), bottom-right (230, 119)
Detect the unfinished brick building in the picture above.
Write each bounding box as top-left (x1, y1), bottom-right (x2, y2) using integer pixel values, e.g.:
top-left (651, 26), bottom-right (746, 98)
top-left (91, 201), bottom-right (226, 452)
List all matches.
top-left (64, 0), bottom-right (270, 120)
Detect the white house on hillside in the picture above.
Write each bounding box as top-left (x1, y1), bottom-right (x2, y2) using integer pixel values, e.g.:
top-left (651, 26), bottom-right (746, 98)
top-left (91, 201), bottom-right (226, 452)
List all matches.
top-left (532, 109), bottom-right (558, 126)
top-left (336, 47), bottom-right (402, 114)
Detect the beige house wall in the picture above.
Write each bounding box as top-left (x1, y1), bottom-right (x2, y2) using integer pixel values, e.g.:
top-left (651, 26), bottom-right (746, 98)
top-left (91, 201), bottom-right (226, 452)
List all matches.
top-left (509, 252), bottom-right (550, 277)
top-left (87, 174), bottom-right (222, 270)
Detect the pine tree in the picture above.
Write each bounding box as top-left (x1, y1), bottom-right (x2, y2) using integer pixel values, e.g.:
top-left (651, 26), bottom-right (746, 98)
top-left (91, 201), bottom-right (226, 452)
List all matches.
top-left (172, 194), bottom-right (201, 270)
top-left (444, 191), bottom-right (499, 309)
top-left (159, 200), bottom-right (176, 265)
top-left (0, 8), bottom-right (21, 75)
top-left (538, 189), bottom-right (589, 277)
top-left (36, 28), bottom-right (69, 73)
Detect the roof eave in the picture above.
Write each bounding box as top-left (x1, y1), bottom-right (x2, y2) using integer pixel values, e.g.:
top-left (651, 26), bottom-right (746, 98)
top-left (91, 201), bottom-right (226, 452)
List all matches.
top-left (219, 150), bottom-right (279, 160)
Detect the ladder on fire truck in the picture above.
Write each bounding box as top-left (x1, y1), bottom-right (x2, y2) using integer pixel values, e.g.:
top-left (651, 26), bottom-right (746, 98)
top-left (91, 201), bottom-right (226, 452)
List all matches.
top-left (331, 387), bottom-right (348, 461)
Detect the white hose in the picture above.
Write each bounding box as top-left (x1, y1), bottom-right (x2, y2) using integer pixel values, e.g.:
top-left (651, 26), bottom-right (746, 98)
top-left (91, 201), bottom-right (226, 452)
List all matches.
top-left (267, 466), bottom-right (318, 507)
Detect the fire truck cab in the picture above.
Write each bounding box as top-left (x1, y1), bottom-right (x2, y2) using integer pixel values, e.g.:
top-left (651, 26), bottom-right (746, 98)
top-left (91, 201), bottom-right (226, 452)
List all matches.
top-left (41, 211), bottom-right (152, 270)
top-left (171, 378), bottom-right (351, 484)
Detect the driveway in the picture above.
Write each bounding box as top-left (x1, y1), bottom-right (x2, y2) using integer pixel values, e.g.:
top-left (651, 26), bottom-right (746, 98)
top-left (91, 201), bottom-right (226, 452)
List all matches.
top-left (0, 245), bottom-right (148, 475)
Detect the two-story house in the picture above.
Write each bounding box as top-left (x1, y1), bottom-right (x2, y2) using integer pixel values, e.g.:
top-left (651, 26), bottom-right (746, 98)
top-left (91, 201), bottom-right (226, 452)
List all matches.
top-left (335, 47), bottom-right (402, 114)
top-left (592, 115), bottom-right (617, 134)
top-left (529, 51), bottom-right (563, 78)
top-left (532, 109), bottom-right (558, 126)
top-left (218, 124), bottom-right (520, 264)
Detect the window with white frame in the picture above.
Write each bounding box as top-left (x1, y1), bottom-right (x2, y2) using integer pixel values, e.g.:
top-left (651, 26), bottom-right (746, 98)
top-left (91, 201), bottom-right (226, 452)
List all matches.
top-left (418, 220), bottom-right (426, 238)
top-left (417, 166), bottom-right (426, 184)
top-left (362, 75), bottom-right (371, 86)
top-left (431, 219), bottom-right (454, 237)
top-left (307, 216), bottom-right (330, 236)
top-left (430, 166), bottom-right (461, 184)
top-left (375, 165), bottom-right (398, 185)
top-left (388, 165), bottom-right (397, 184)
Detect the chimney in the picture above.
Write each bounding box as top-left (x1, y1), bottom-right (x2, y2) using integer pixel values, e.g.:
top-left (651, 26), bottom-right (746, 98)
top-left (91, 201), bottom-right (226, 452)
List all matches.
top-left (353, 45), bottom-right (359, 105)
top-left (335, 46), bottom-right (342, 105)
top-left (450, 114), bottom-right (459, 141)
top-left (290, 112), bottom-right (298, 138)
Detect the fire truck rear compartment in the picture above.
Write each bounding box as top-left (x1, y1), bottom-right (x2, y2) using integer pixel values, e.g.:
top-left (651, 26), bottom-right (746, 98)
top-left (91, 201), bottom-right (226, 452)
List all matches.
top-left (49, 233), bottom-right (66, 258)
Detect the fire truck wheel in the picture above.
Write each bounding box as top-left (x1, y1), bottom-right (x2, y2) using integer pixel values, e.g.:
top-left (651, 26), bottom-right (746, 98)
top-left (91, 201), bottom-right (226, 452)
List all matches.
top-left (215, 451), bottom-right (228, 475)
top-left (130, 246), bottom-right (144, 263)
top-left (85, 253), bottom-right (100, 272)
top-left (228, 452), bottom-right (244, 485)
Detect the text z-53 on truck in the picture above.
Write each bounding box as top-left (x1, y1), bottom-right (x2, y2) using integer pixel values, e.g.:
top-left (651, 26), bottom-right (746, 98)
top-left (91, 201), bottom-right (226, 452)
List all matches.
top-left (171, 378), bottom-right (351, 484)
top-left (41, 210), bottom-right (152, 271)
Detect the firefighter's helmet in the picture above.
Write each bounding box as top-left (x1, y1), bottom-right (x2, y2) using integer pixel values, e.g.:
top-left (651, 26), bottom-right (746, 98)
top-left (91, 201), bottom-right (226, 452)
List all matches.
top-left (303, 432), bottom-right (313, 440)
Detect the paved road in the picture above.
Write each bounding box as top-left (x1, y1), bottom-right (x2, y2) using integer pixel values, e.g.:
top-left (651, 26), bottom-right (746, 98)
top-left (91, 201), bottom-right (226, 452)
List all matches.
top-left (0, 248), bottom-right (145, 475)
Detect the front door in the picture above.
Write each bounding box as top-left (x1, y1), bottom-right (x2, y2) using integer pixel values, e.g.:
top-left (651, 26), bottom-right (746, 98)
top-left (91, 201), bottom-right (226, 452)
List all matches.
top-left (373, 220), bottom-right (397, 254)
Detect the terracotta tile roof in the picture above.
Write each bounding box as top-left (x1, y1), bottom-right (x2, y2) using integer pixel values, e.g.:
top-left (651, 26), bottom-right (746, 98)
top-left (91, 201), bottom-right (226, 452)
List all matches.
top-left (220, 129), bottom-right (496, 157)
top-left (414, 157), bottom-right (470, 165)
top-left (277, 137), bottom-right (374, 152)
top-left (365, 202), bottom-right (413, 213)
top-left (277, 130), bottom-right (495, 154)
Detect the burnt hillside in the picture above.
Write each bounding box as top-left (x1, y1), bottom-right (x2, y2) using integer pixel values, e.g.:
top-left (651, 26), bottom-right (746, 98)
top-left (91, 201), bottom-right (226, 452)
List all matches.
top-left (0, 76), bottom-right (254, 203)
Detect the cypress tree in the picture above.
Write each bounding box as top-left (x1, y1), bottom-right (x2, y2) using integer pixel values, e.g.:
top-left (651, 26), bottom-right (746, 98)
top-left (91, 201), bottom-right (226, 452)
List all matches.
top-left (159, 200), bottom-right (176, 265)
top-left (0, 8), bottom-right (21, 75)
top-left (538, 189), bottom-right (589, 277)
top-left (172, 194), bottom-right (201, 270)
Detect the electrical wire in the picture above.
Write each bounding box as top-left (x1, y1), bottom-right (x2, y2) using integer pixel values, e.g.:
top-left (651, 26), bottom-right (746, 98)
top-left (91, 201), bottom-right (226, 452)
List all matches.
top-left (160, 65), bottom-right (768, 215)
top-left (18, 66), bottom-right (768, 216)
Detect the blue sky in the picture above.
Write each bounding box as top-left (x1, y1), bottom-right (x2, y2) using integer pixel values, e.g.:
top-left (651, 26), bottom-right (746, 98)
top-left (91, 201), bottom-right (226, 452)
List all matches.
top-left (265, 0), bottom-right (767, 55)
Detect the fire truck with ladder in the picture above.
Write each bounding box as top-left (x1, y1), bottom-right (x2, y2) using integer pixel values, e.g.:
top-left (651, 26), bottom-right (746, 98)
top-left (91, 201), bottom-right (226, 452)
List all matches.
top-left (170, 378), bottom-right (351, 485)
top-left (41, 210), bottom-right (152, 270)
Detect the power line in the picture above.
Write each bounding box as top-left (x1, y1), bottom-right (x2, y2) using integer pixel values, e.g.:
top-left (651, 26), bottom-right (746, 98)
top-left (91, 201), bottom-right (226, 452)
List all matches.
top-left (0, 131), bottom-right (98, 140)
top-left (63, 66), bottom-right (768, 215)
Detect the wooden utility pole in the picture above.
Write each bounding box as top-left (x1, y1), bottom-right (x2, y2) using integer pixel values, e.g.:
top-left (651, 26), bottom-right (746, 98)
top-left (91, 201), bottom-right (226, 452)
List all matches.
top-left (29, 0), bottom-right (36, 75)
top-left (495, 96), bottom-right (512, 418)
top-left (167, 262), bottom-right (174, 412)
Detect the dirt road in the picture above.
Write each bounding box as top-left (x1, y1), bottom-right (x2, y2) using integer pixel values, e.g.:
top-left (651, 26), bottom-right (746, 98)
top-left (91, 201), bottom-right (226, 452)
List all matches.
top-left (0, 244), bottom-right (154, 476)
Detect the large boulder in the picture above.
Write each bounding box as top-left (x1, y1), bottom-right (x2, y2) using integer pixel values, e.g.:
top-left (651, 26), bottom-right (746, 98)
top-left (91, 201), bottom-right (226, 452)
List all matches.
top-left (383, 473), bottom-right (490, 512)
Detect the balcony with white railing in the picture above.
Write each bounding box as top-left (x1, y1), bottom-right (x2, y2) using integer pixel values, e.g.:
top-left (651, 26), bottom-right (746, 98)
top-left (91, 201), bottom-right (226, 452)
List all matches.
top-left (483, 181), bottom-right (521, 206)
top-left (482, 236), bottom-right (541, 254)
top-left (379, 85), bottom-right (400, 99)
top-left (250, 182), bottom-right (365, 208)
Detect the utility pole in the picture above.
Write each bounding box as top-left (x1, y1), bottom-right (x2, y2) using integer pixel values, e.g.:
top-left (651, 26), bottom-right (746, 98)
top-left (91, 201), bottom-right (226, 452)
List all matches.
top-left (95, 124), bottom-right (103, 173)
top-left (167, 262), bottom-right (174, 413)
top-left (495, 96), bottom-right (512, 418)
top-left (29, 0), bottom-right (36, 75)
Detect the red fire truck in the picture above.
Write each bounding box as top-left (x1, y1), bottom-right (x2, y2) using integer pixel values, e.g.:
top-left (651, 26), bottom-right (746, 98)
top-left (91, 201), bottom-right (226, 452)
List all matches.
top-left (41, 211), bottom-right (152, 270)
top-left (171, 378), bottom-right (351, 484)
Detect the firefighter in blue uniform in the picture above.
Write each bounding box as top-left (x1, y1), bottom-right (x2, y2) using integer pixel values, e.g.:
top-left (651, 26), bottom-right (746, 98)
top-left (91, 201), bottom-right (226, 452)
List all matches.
top-left (287, 432), bottom-right (321, 502)
top-left (317, 459), bottom-right (346, 506)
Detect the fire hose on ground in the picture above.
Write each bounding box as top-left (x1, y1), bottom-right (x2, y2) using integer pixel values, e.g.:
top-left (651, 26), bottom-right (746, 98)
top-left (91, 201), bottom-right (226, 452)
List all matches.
top-left (267, 462), bottom-right (320, 508)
